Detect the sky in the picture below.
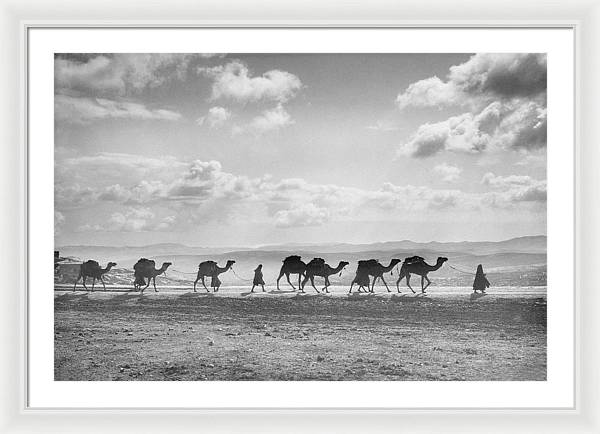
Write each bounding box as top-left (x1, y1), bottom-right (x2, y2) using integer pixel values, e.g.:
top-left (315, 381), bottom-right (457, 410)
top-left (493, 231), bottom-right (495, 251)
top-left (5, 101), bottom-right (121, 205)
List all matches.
top-left (54, 53), bottom-right (547, 247)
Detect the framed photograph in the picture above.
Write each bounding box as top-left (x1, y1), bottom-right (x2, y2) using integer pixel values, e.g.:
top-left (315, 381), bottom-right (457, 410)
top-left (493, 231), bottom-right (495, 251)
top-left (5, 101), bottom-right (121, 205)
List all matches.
top-left (2, 0), bottom-right (599, 433)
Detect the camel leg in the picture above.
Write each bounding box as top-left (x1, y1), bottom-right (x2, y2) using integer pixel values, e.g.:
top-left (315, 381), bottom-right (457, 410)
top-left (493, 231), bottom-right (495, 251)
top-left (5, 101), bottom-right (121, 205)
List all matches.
top-left (380, 276), bottom-right (391, 292)
top-left (349, 279), bottom-right (356, 294)
top-left (422, 275), bottom-right (431, 292)
top-left (309, 277), bottom-right (320, 294)
top-left (323, 276), bottom-right (330, 293)
top-left (370, 276), bottom-right (378, 293)
top-left (251, 284), bottom-right (255, 293)
top-left (154, 277), bottom-right (158, 292)
top-left (300, 274), bottom-right (310, 291)
top-left (406, 274), bottom-right (416, 294)
top-left (261, 284), bottom-right (265, 292)
top-left (73, 274), bottom-right (81, 291)
top-left (82, 276), bottom-right (88, 291)
top-left (100, 276), bottom-right (106, 291)
top-left (201, 276), bottom-right (209, 291)
top-left (286, 273), bottom-right (296, 290)
top-left (91, 277), bottom-right (96, 292)
top-left (193, 274), bottom-right (200, 292)
top-left (276, 269), bottom-right (285, 290)
top-left (395, 270), bottom-right (405, 293)
top-left (298, 274), bottom-right (302, 291)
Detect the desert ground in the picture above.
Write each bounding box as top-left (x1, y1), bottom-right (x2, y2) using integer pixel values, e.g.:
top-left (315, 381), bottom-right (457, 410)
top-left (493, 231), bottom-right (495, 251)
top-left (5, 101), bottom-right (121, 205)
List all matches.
top-left (54, 286), bottom-right (546, 381)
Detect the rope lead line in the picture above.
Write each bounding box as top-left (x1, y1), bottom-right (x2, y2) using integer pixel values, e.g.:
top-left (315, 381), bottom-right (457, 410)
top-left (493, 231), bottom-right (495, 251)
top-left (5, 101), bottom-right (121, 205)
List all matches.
top-left (448, 265), bottom-right (476, 275)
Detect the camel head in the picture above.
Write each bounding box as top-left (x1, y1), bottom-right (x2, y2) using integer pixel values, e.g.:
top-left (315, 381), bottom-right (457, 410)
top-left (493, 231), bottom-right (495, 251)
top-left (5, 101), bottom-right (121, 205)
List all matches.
top-left (226, 260), bottom-right (236, 267)
top-left (107, 262), bottom-right (117, 268)
top-left (437, 257), bottom-right (449, 265)
top-left (391, 258), bottom-right (402, 267)
top-left (161, 262), bottom-right (172, 271)
top-left (339, 261), bottom-right (350, 268)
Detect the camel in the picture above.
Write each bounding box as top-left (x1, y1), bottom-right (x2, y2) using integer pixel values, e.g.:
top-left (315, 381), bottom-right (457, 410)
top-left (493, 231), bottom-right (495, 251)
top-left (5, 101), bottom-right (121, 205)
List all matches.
top-left (208, 260), bottom-right (235, 293)
top-left (349, 259), bottom-right (401, 293)
top-left (133, 258), bottom-right (172, 293)
top-left (73, 260), bottom-right (117, 291)
top-left (395, 256), bottom-right (448, 293)
top-left (193, 260), bottom-right (235, 292)
top-left (276, 255), bottom-right (307, 290)
top-left (301, 259), bottom-right (349, 293)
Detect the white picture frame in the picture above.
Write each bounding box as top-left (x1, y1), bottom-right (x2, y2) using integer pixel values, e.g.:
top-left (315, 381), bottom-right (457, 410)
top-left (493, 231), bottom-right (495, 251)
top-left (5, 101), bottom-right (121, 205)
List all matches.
top-left (1, 0), bottom-right (597, 432)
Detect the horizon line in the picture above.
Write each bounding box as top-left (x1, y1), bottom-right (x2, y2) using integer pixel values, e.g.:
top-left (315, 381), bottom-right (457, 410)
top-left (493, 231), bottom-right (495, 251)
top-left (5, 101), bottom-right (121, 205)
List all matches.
top-left (56, 234), bottom-right (547, 250)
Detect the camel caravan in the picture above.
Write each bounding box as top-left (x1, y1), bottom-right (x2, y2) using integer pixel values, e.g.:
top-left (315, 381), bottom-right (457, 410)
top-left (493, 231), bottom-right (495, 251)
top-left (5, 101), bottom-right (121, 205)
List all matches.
top-left (71, 254), bottom-right (450, 294)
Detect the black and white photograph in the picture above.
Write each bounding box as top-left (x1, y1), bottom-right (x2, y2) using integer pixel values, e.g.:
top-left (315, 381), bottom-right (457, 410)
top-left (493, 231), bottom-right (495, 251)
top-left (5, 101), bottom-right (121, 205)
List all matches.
top-left (53, 52), bottom-right (547, 382)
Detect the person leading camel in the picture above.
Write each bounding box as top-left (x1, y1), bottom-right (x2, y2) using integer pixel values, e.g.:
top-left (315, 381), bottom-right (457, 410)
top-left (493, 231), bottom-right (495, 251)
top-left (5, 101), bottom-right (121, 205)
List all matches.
top-left (473, 264), bottom-right (490, 293)
top-left (252, 264), bottom-right (265, 293)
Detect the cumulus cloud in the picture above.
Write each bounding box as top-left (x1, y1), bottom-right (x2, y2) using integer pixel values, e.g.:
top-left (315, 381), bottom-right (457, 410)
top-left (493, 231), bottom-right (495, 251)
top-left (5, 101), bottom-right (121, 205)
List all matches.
top-left (234, 104), bottom-right (294, 134)
top-left (55, 95), bottom-right (182, 124)
top-left (397, 100), bottom-right (547, 158)
top-left (482, 172), bottom-right (547, 203)
top-left (396, 53), bottom-right (547, 110)
top-left (58, 154), bottom-right (547, 233)
top-left (433, 163), bottom-right (462, 182)
top-left (55, 53), bottom-right (202, 96)
top-left (196, 106), bottom-right (231, 128)
top-left (198, 61), bottom-right (302, 103)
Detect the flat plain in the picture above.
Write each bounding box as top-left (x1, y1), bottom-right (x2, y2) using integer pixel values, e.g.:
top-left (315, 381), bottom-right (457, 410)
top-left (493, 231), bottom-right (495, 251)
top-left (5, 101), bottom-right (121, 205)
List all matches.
top-left (54, 287), bottom-right (546, 381)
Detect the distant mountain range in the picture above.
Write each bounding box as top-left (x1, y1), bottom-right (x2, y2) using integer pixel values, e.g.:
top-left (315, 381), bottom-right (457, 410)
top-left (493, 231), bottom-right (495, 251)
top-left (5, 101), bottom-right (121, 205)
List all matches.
top-left (58, 235), bottom-right (546, 261)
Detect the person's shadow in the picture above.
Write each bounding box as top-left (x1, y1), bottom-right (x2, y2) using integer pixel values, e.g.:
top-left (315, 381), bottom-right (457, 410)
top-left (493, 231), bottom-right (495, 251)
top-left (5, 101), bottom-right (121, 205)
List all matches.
top-left (470, 292), bottom-right (488, 301)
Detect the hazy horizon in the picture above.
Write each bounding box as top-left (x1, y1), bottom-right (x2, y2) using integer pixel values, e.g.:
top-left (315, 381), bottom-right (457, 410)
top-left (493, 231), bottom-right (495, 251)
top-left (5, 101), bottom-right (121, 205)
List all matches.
top-left (55, 53), bottom-right (547, 246)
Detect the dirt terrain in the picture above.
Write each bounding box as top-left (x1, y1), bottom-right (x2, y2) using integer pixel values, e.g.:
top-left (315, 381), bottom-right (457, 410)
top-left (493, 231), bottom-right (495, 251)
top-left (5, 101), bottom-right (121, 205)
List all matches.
top-left (54, 289), bottom-right (546, 381)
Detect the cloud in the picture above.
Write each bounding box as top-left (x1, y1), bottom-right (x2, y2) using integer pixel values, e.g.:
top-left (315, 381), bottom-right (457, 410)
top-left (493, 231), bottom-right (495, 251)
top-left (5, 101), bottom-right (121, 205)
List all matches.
top-left (198, 61), bottom-right (302, 103)
top-left (55, 95), bottom-right (182, 124)
top-left (397, 100), bottom-right (547, 158)
top-left (274, 203), bottom-right (330, 228)
top-left (57, 154), bottom-right (546, 233)
top-left (366, 121), bottom-right (399, 132)
top-left (482, 172), bottom-right (547, 203)
top-left (196, 106), bottom-right (231, 128)
top-left (236, 105), bottom-right (294, 134)
top-left (54, 211), bottom-right (65, 234)
top-left (55, 53), bottom-right (202, 97)
top-left (396, 53), bottom-right (547, 110)
top-left (78, 207), bottom-right (176, 232)
top-left (433, 163), bottom-right (462, 182)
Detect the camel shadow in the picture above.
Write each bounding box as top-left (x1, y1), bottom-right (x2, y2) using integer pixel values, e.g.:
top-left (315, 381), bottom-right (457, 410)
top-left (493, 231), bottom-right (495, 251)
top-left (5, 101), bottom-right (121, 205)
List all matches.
top-left (54, 292), bottom-right (89, 301)
top-left (346, 292), bottom-right (377, 300)
top-left (390, 293), bottom-right (432, 303)
top-left (108, 292), bottom-right (145, 303)
top-left (180, 292), bottom-right (215, 299)
top-left (268, 289), bottom-right (296, 294)
top-left (470, 292), bottom-right (488, 302)
top-left (290, 293), bottom-right (322, 300)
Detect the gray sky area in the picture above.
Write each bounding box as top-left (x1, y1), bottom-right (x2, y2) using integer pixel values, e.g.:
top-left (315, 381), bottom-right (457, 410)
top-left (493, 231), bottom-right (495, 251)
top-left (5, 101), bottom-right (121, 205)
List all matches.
top-left (54, 53), bottom-right (547, 247)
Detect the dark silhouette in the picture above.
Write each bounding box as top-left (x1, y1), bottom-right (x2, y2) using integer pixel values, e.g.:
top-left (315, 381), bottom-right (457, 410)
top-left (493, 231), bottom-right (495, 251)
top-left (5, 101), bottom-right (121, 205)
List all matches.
top-left (133, 258), bottom-right (172, 293)
top-left (208, 260), bottom-right (235, 292)
top-left (193, 260), bottom-right (234, 292)
top-left (473, 264), bottom-right (490, 293)
top-left (301, 259), bottom-right (349, 293)
top-left (251, 264), bottom-right (265, 292)
top-left (73, 260), bottom-right (117, 291)
top-left (349, 259), bottom-right (401, 293)
top-left (396, 256), bottom-right (448, 293)
top-left (276, 255), bottom-right (307, 290)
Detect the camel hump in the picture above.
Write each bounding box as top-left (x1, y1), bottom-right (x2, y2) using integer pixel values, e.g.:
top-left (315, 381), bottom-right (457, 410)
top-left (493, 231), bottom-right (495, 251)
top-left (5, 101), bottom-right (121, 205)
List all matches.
top-left (283, 255), bottom-right (302, 263)
top-left (84, 259), bottom-right (99, 268)
top-left (134, 258), bottom-right (155, 271)
top-left (404, 256), bottom-right (425, 264)
top-left (358, 259), bottom-right (379, 267)
top-left (309, 258), bottom-right (325, 266)
top-left (199, 260), bottom-right (217, 268)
